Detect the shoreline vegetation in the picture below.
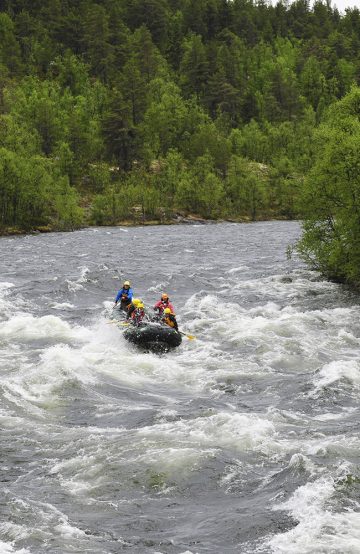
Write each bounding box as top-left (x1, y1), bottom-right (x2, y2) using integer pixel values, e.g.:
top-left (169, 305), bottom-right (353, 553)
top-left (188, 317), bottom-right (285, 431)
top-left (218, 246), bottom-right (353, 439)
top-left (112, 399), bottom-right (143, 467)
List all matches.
top-left (0, 211), bottom-right (290, 237)
top-left (1, 1), bottom-right (360, 285)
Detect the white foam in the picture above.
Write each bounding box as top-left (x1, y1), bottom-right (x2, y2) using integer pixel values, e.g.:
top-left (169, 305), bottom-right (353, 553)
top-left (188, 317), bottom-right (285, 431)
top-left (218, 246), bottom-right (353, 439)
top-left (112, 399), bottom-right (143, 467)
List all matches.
top-left (303, 434), bottom-right (360, 458)
top-left (0, 282), bottom-right (16, 320)
top-left (65, 279), bottom-right (84, 292)
top-left (53, 517), bottom-right (86, 539)
top-left (48, 437), bottom-right (118, 495)
top-left (221, 460), bottom-right (242, 480)
top-left (154, 550), bottom-right (198, 554)
top-left (0, 523), bottom-right (30, 543)
top-left (0, 314), bottom-right (90, 342)
top-left (79, 320), bottom-right (207, 391)
top-left (313, 360), bottom-right (360, 392)
top-left (0, 316), bottom-right (194, 412)
top-left (226, 266), bottom-right (249, 274)
top-left (0, 282), bottom-right (15, 290)
top-left (3, 341), bottom-right (100, 407)
top-left (65, 266), bottom-right (91, 292)
top-left (268, 477), bottom-right (360, 553)
top-left (132, 446), bottom-right (215, 480)
top-left (287, 453), bottom-right (317, 475)
top-left (51, 302), bottom-right (75, 310)
top-left (182, 292), bottom-right (360, 390)
top-left (147, 282), bottom-right (169, 293)
top-left (77, 266), bottom-right (90, 282)
top-left (0, 541), bottom-right (30, 554)
top-left (138, 411), bottom-right (278, 454)
top-left (314, 408), bottom-right (356, 421)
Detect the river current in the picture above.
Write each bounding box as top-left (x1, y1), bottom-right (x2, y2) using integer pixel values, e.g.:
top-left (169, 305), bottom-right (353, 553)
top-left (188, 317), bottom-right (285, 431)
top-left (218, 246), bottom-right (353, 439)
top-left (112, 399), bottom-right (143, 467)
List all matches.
top-left (0, 221), bottom-right (359, 554)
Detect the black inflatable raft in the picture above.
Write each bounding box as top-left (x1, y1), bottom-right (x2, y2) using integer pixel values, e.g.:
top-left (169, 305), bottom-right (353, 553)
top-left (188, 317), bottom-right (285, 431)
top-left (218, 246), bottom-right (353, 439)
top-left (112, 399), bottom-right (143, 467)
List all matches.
top-left (123, 321), bottom-right (182, 350)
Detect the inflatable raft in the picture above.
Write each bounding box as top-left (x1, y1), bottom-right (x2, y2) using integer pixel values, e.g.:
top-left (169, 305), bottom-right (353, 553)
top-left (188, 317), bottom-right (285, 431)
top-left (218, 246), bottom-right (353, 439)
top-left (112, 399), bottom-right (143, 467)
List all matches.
top-left (123, 321), bottom-right (182, 350)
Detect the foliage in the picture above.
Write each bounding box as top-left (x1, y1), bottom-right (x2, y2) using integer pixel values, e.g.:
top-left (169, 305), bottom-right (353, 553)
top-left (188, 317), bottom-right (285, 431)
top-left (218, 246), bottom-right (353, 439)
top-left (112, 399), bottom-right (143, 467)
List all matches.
top-left (0, 0), bottom-right (360, 236)
top-left (0, 147), bottom-right (82, 230)
top-left (297, 87), bottom-right (360, 286)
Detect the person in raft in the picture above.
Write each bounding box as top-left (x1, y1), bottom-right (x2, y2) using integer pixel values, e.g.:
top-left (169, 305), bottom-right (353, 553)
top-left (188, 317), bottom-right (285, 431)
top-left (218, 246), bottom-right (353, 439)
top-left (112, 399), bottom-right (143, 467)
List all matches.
top-left (162, 307), bottom-right (178, 331)
top-left (126, 298), bottom-right (141, 320)
top-left (153, 293), bottom-right (175, 315)
top-left (114, 280), bottom-right (133, 310)
top-left (130, 300), bottom-right (146, 326)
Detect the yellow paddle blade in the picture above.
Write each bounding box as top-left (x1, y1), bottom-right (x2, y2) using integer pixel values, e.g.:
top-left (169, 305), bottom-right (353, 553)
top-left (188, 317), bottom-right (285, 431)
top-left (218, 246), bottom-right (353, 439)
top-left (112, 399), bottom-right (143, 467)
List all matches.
top-left (180, 331), bottom-right (196, 340)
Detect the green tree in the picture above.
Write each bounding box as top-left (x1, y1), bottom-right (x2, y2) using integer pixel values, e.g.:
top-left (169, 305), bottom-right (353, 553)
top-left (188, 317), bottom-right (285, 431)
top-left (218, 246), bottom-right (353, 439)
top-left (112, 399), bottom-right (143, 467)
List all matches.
top-left (225, 155), bottom-right (268, 219)
top-left (102, 89), bottom-right (137, 170)
top-left (300, 56), bottom-right (324, 110)
top-left (297, 87), bottom-right (360, 285)
top-left (119, 56), bottom-right (147, 125)
top-left (123, 0), bottom-right (169, 51)
top-left (82, 4), bottom-right (114, 82)
top-left (166, 10), bottom-right (184, 68)
top-left (90, 182), bottom-right (133, 225)
top-left (0, 12), bottom-right (23, 76)
top-left (180, 34), bottom-right (209, 99)
top-left (0, 147), bottom-right (82, 230)
top-left (140, 77), bottom-right (208, 160)
top-left (155, 149), bottom-right (188, 205)
top-left (51, 51), bottom-right (90, 95)
top-left (0, 113), bottom-right (40, 155)
top-left (175, 152), bottom-right (224, 217)
top-left (132, 25), bottom-right (166, 83)
top-left (5, 78), bottom-right (65, 156)
top-left (184, 121), bottom-right (231, 175)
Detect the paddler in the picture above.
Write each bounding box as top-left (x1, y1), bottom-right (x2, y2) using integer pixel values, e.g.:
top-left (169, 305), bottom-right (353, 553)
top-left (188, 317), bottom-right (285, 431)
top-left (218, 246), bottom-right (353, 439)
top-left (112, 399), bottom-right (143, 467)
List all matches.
top-left (114, 280), bottom-right (133, 310)
top-left (162, 307), bottom-right (178, 331)
top-left (153, 293), bottom-right (175, 315)
top-left (126, 298), bottom-right (141, 319)
top-left (130, 300), bottom-right (146, 326)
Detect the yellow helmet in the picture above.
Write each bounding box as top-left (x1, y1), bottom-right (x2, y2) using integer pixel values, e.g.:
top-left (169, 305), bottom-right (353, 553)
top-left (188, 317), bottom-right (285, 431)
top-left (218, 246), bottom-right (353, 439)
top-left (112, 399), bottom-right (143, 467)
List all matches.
top-left (123, 280), bottom-right (130, 286)
top-left (137, 302), bottom-right (144, 309)
top-left (164, 307), bottom-right (171, 314)
top-left (161, 293), bottom-right (169, 300)
top-left (132, 298), bottom-right (141, 307)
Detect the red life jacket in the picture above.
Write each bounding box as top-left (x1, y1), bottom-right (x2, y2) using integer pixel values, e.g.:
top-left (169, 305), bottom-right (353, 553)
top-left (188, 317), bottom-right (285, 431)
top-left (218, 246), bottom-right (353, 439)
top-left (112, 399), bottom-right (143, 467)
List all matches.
top-left (131, 308), bottom-right (145, 324)
top-left (154, 300), bottom-right (175, 314)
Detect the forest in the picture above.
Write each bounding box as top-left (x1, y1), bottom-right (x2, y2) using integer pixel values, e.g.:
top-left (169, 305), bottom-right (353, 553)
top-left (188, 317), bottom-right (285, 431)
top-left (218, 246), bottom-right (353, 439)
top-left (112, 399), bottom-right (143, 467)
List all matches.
top-left (1, 0), bottom-right (360, 284)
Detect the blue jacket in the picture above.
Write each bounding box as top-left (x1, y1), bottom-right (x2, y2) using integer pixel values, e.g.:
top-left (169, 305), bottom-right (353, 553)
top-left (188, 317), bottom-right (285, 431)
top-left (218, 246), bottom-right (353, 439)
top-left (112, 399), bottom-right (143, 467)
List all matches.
top-left (115, 287), bottom-right (133, 304)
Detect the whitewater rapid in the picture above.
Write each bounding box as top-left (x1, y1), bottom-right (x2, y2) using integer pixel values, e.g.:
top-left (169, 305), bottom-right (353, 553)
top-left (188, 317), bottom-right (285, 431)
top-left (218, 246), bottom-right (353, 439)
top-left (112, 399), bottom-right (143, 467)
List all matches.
top-left (0, 222), bottom-right (359, 554)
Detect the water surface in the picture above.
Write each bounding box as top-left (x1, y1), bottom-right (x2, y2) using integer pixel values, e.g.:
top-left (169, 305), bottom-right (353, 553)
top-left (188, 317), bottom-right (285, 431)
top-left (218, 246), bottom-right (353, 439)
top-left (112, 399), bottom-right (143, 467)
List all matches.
top-left (0, 222), bottom-right (359, 554)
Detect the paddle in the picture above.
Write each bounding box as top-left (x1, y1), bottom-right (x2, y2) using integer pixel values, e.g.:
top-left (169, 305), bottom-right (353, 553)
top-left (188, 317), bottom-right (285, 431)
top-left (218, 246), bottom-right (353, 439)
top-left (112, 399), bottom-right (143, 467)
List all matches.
top-left (179, 331), bottom-right (196, 340)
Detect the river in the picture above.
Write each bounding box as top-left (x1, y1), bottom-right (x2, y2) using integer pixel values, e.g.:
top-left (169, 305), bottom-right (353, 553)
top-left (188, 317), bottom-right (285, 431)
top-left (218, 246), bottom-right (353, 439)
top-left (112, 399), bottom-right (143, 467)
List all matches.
top-left (0, 221), bottom-right (359, 554)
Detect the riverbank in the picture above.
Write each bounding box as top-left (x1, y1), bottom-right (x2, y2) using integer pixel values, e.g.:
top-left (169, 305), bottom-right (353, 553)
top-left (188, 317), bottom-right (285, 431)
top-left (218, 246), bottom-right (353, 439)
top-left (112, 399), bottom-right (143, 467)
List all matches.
top-left (1, 213), bottom-right (278, 237)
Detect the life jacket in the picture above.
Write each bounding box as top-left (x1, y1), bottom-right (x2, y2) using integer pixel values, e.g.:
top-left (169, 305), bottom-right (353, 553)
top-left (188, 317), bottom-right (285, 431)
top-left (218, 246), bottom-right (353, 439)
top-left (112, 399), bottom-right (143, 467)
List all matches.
top-left (116, 287), bottom-right (133, 305)
top-left (121, 289), bottom-right (130, 299)
top-left (131, 308), bottom-right (145, 325)
top-left (163, 315), bottom-right (176, 328)
top-left (154, 300), bottom-right (175, 314)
